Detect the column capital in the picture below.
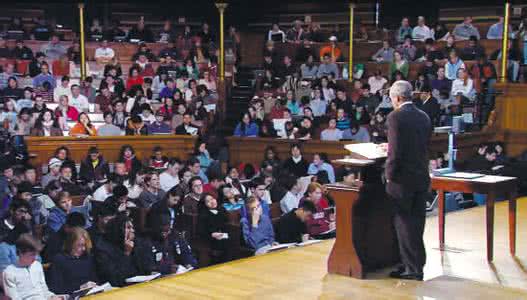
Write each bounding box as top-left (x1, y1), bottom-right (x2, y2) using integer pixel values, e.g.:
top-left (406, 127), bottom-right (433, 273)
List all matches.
top-left (78, 2), bottom-right (84, 9)
top-left (349, 2), bottom-right (356, 9)
top-left (215, 2), bottom-right (229, 13)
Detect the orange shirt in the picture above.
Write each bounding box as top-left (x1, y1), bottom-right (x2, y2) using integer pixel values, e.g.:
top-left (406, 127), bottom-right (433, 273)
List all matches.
top-left (319, 45), bottom-right (342, 62)
top-left (69, 122), bottom-right (97, 136)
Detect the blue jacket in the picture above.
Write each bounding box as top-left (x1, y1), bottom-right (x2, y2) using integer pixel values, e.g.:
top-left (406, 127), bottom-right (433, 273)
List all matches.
top-left (47, 207), bottom-right (67, 233)
top-left (233, 122), bottom-right (259, 137)
top-left (147, 122), bottom-right (172, 134)
top-left (308, 162), bottom-right (336, 183)
top-left (240, 214), bottom-right (275, 251)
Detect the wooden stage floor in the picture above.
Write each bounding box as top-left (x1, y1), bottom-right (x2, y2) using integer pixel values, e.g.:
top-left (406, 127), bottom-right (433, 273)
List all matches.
top-left (88, 198), bottom-right (527, 300)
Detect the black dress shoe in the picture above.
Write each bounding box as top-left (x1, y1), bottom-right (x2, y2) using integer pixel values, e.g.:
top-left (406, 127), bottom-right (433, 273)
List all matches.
top-left (389, 271), bottom-right (424, 281)
top-left (389, 266), bottom-right (406, 277)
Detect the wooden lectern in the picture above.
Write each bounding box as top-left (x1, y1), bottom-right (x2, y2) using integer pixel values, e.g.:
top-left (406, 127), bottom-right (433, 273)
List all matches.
top-left (327, 155), bottom-right (399, 279)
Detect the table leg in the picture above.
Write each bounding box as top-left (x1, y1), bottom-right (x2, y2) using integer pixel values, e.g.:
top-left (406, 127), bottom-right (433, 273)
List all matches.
top-left (509, 191), bottom-right (517, 256)
top-left (438, 190), bottom-right (445, 250)
top-left (486, 192), bottom-right (495, 262)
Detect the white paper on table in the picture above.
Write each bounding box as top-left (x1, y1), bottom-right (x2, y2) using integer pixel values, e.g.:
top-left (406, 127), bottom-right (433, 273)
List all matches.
top-left (267, 243), bottom-right (296, 252)
top-left (175, 265), bottom-right (194, 275)
top-left (295, 240), bottom-right (323, 247)
top-left (125, 273), bottom-right (161, 283)
top-left (86, 282), bottom-right (113, 295)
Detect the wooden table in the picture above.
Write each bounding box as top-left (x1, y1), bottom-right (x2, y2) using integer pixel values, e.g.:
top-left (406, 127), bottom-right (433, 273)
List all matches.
top-left (431, 174), bottom-right (518, 261)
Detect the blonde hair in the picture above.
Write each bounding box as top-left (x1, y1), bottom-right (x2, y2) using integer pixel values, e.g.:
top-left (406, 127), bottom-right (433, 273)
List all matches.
top-left (306, 182), bottom-right (323, 195)
top-left (64, 227), bottom-right (93, 255)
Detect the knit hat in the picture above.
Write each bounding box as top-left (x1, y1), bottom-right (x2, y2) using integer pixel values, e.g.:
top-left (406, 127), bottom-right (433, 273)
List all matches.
top-left (48, 158), bottom-right (63, 169)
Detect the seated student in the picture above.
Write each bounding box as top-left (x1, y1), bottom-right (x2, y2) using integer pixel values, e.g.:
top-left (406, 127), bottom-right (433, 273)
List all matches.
top-left (0, 224), bottom-right (32, 273)
top-left (460, 36), bottom-right (485, 61)
top-left (88, 204), bottom-right (115, 246)
top-left (182, 177), bottom-right (204, 215)
top-left (125, 115), bottom-right (149, 136)
top-left (48, 227), bottom-right (98, 294)
top-left (175, 112), bottom-right (200, 136)
top-left (95, 214), bottom-right (153, 287)
top-left (299, 183), bottom-right (335, 237)
top-left (144, 213), bottom-right (197, 275)
top-left (138, 172), bottom-right (165, 208)
top-left (198, 193), bottom-right (230, 264)
top-left (2, 234), bottom-right (59, 300)
top-left (148, 186), bottom-right (184, 230)
top-left (69, 112), bottom-right (97, 137)
top-left (79, 146), bottom-right (110, 186)
top-left (159, 159), bottom-right (181, 192)
top-left (0, 201), bottom-right (31, 242)
top-left (279, 175), bottom-right (302, 214)
top-left (104, 185), bottom-right (134, 215)
top-left (335, 108), bottom-right (351, 131)
top-left (453, 16), bottom-right (480, 41)
top-left (47, 191), bottom-right (75, 233)
top-left (342, 123), bottom-right (371, 142)
top-left (98, 112), bottom-right (122, 136)
top-left (233, 113), bottom-right (259, 137)
top-left (240, 196), bottom-right (276, 255)
top-left (308, 153), bottom-right (336, 184)
top-left (219, 185), bottom-right (244, 211)
top-left (320, 118), bottom-right (343, 141)
top-left (118, 145), bottom-right (143, 179)
top-left (43, 212), bottom-right (86, 263)
top-left (31, 110), bottom-right (63, 137)
top-left (275, 200), bottom-right (316, 244)
top-left (281, 144), bottom-right (308, 178)
top-left (148, 111), bottom-right (171, 135)
top-left (202, 175), bottom-right (224, 200)
top-left (371, 40), bottom-right (395, 63)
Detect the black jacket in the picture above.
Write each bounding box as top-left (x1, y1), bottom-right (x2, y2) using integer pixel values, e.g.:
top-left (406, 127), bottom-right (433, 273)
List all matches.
top-left (94, 237), bottom-right (153, 287)
top-left (79, 156), bottom-right (110, 184)
top-left (385, 103), bottom-right (432, 198)
top-left (282, 157), bottom-right (309, 178)
top-left (416, 96), bottom-right (440, 127)
top-left (175, 124), bottom-right (199, 135)
top-left (48, 253), bottom-right (99, 294)
top-left (275, 209), bottom-right (306, 243)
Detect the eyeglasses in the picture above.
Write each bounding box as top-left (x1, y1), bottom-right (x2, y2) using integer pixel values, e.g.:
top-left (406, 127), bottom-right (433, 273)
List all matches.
top-left (16, 209), bottom-right (29, 214)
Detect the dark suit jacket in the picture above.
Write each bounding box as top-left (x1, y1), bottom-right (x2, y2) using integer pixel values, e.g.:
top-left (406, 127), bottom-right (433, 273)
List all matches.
top-left (416, 97), bottom-right (440, 127)
top-left (385, 103), bottom-right (432, 201)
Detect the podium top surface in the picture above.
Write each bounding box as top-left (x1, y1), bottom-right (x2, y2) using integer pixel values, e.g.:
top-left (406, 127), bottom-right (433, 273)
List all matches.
top-left (332, 158), bottom-right (375, 167)
top-left (325, 182), bottom-right (361, 192)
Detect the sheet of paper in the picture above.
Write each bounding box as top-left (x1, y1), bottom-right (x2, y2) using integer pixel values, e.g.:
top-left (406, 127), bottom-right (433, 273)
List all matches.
top-left (267, 243), bottom-right (296, 252)
top-left (125, 273), bottom-right (161, 283)
top-left (176, 265), bottom-right (194, 275)
top-left (344, 143), bottom-right (387, 159)
top-left (437, 172), bottom-right (485, 179)
top-left (86, 282), bottom-right (113, 295)
top-left (296, 240), bottom-right (323, 247)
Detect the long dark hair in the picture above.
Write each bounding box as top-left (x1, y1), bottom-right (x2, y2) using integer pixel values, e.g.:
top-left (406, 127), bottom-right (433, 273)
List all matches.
top-left (239, 112), bottom-right (252, 133)
top-left (118, 144), bottom-right (136, 160)
top-left (33, 109), bottom-right (60, 130)
top-left (104, 214), bottom-right (130, 250)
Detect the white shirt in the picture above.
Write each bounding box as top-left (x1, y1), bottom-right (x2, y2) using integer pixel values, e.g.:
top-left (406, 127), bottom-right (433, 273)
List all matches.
top-left (412, 25), bottom-right (434, 41)
top-left (280, 191), bottom-right (301, 214)
top-left (53, 84), bottom-right (72, 102)
top-left (70, 94), bottom-right (89, 112)
top-left (451, 78), bottom-right (474, 100)
top-left (367, 76), bottom-right (388, 95)
top-left (160, 171), bottom-right (180, 192)
top-left (3, 261), bottom-right (55, 300)
top-left (95, 47), bottom-right (115, 59)
top-left (93, 184), bottom-right (112, 202)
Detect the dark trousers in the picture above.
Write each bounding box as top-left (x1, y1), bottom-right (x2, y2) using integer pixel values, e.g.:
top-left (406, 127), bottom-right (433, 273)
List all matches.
top-left (391, 190), bottom-right (427, 274)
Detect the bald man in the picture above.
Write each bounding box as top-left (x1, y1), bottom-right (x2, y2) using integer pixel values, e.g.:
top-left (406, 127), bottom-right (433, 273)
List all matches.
top-left (385, 80), bottom-right (432, 281)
